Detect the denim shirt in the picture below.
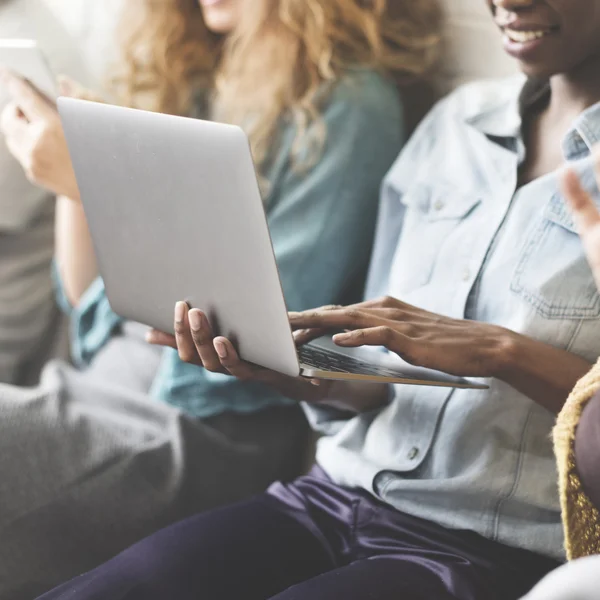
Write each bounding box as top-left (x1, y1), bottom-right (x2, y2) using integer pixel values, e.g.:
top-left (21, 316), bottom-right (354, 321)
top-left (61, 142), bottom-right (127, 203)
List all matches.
top-left (306, 75), bottom-right (600, 561)
top-left (57, 69), bottom-right (404, 418)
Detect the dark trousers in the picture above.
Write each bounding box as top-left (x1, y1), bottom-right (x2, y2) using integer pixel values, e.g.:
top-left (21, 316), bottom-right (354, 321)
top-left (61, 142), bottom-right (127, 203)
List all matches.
top-left (38, 471), bottom-right (559, 600)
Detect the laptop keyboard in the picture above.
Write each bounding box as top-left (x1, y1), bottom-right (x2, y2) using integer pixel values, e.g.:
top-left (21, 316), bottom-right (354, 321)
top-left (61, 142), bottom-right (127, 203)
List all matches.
top-left (298, 343), bottom-right (414, 379)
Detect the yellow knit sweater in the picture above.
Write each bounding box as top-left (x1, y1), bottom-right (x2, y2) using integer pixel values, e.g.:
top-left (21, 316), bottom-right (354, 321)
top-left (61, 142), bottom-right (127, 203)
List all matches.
top-left (554, 358), bottom-right (600, 560)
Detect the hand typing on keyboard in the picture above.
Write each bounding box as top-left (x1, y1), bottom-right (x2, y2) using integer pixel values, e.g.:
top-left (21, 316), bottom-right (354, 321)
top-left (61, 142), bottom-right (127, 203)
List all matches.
top-left (290, 296), bottom-right (517, 380)
top-left (289, 296), bottom-right (594, 414)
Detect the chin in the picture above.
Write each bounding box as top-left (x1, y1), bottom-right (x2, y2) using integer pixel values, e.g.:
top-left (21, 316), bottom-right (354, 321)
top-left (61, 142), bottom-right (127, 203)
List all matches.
top-left (203, 11), bottom-right (236, 34)
top-left (517, 63), bottom-right (555, 79)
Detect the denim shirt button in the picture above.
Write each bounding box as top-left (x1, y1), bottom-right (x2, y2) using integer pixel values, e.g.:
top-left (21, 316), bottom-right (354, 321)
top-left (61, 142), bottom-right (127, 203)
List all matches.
top-left (461, 268), bottom-right (471, 282)
top-left (408, 447), bottom-right (420, 460)
top-left (433, 200), bottom-right (445, 211)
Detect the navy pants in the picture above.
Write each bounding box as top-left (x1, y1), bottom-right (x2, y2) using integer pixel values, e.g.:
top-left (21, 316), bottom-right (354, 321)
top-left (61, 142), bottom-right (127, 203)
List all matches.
top-left (38, 469), bottom-right (559, 600)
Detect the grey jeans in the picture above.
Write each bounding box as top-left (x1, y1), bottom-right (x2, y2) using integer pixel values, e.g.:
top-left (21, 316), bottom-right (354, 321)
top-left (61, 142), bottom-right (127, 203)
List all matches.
top-left (0, 330), bottom-right (309, 600)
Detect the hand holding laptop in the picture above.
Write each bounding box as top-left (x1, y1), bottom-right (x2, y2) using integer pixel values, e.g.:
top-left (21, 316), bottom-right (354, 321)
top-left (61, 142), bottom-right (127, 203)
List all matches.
top-left (147, 302), bottom-right (337, 405)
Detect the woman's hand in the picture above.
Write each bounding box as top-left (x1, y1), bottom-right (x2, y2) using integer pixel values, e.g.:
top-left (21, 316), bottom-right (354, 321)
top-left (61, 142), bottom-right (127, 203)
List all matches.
top-left (147, 302), bottom-right (334, 404)
top-left (291, 296), bottom-right (592, 414)
top-left (560, 148), bottom-right (600, 292)
top-left (291, 296), bottom-right (513, 379)
top-left (0, 71), bottom-right (96, 201)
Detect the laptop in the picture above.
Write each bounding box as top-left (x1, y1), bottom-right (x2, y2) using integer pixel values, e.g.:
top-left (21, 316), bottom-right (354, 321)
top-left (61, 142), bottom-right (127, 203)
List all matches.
top-left (57, 97), bottom-right (487, 390)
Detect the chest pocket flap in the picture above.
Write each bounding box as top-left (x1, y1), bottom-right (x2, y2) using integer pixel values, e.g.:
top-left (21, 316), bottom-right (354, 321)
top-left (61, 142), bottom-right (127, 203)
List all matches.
top-left (392, 183), bottom-right (482, 293)
top-left (400, 182), bottom-right (481, 221)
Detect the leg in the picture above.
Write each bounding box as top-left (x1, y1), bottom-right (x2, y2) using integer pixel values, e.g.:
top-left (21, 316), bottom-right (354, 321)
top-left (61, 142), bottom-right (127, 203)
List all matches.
top-left (0, 363), bottom-right (309, 600)
top-left (270, 556), bottom-right (480, 600)
top-left (38, 497), bottom-right (333, 600)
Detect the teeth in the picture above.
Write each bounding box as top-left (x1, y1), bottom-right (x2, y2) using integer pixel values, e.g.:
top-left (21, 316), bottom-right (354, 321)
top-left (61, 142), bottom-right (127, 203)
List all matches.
top-left (505, 29), bottom-right (549, 43)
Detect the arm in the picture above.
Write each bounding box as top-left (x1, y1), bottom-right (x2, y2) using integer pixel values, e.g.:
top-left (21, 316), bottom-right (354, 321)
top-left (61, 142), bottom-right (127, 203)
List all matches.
top-left (498, 333), bottom-right (592, 414)
top-left (54, 195), bottom-right (98, 306)
top-left (1, 74), bottom-right (123, 365)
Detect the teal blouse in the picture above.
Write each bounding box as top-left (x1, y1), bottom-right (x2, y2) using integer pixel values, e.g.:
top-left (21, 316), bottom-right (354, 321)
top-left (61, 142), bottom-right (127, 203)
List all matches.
top-left (57, 69), bottom-right (405, 418)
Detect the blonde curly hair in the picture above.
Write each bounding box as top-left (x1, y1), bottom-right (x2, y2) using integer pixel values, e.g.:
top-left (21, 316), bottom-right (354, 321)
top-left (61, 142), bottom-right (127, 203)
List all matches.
top-left (112, 0), bottom-right (440, 174)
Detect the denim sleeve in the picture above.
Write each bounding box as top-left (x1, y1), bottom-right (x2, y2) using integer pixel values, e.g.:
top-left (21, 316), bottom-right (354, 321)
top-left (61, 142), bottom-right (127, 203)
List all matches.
top-left (52, 266), bottom-right (123, 367)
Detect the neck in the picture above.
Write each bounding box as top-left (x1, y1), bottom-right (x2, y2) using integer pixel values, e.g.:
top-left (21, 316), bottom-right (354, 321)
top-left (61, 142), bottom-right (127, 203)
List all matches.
top-left (548, 54), bottom-right (600, 120)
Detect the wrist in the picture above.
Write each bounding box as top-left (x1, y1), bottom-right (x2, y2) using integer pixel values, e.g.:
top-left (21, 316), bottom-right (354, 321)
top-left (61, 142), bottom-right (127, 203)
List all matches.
top-left (488, 327), bottom-right (523, 379)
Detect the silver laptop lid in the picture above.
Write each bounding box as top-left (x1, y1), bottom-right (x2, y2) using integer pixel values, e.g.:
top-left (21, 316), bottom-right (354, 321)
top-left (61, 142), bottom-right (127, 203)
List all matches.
top-left (58, 97), bottom-right (301, 377)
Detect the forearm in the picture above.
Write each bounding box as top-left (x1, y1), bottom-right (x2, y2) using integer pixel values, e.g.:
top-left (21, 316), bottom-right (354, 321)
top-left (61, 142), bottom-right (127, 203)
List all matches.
top-left (54, 195), bottom-right (98, 306)
top-left (496, 330), bottom-right (593, 414)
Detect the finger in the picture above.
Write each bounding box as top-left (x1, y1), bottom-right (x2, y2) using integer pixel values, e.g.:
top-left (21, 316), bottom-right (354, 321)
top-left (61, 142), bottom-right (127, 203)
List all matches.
top-left (188, 309), bottom-right (223, 372)
top-left (561, 166), bottom-right (600, 233)
top-left (289, 308), bottom-right (386, 331)
top-left (292, 328), bottom-right (329, 346)
top-left (213, 337), bottom-right (259, 380)
top-left (173, 302), bottom-right (199, 364)
top-left (57, 75), bottom-right (103, 102)
top-left (0, 69), bottom-right (54, 120)
top-left (146, 329), bottom-right (177, 348)
top-left (290, 305), bottom-right (340, 346)
top-left (333, 326), bottom-right (413, 358)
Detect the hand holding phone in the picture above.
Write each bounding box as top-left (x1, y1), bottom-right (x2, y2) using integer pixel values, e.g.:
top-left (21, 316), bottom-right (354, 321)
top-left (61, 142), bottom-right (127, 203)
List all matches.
top-left (0, 69), bottom-right (80, 201)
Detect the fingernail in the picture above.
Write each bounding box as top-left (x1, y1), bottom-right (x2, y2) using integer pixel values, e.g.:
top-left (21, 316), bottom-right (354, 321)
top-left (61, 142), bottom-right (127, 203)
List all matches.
top-left (145, 331), bottom-right (154, 343)
top-left (175, 302), bottom-right (186, 324)
top-left (189, 310), bottom-right (202, 332)
top-left (311, 379), bottom-right (321, 386)
top-left (333, 333), bottom-right (349, 342)
top-left (214, 340), bottom-right (228, 359)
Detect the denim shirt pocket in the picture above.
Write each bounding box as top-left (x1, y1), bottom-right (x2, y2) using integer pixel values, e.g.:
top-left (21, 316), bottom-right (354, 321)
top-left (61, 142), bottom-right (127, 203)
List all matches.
top-left (511, 192), bottom-right (600, 319)
top-left (393, 183), bottom-right (481, 292)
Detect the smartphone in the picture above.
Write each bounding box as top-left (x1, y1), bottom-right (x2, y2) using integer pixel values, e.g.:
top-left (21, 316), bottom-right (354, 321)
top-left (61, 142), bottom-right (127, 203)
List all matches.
top-left (0, 39), bottom-right (57, 100)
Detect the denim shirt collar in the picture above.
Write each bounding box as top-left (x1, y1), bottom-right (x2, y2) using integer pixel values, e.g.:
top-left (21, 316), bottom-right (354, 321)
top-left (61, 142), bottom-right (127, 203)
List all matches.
top-left (464, 75), bottom-right (600, 161)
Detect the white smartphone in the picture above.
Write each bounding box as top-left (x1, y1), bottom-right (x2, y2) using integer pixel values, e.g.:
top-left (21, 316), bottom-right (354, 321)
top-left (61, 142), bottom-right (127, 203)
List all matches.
top-left (0, 39), bottom-right (57, 100)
